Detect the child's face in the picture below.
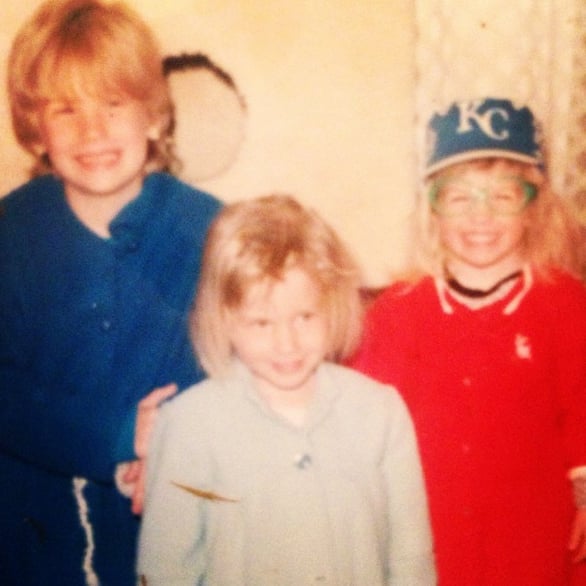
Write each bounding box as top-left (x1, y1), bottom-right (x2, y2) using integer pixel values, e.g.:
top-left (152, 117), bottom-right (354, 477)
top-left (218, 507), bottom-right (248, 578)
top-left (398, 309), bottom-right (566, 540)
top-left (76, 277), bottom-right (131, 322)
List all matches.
top-left (432, 164), bottom-right (530, 274)
top-left (37, 90), bottom-right (159, 205)
top-left (227, 267), bottom-right (329, 402)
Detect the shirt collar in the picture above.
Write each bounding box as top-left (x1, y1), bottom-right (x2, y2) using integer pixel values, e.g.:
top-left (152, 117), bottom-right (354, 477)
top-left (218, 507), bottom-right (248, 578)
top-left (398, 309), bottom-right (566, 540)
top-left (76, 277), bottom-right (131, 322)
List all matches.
top-left (229, 359), bottom-right (341, 431)
top-left (434, 263), bottom-right (533, 315)
top-left (108, 173), bottom-right (162, 247)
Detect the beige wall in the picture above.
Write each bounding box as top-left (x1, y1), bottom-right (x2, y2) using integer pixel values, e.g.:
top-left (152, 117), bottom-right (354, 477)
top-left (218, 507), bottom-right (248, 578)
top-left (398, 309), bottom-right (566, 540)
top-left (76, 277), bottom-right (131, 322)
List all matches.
top-left (0, 1), bottom-right (416, 286)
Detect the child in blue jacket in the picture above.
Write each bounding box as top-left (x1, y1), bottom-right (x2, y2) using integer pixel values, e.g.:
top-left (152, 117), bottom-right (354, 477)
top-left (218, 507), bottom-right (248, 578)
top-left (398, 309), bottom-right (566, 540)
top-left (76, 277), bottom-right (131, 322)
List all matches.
top-left (0, 1), bottom-right (221, 584)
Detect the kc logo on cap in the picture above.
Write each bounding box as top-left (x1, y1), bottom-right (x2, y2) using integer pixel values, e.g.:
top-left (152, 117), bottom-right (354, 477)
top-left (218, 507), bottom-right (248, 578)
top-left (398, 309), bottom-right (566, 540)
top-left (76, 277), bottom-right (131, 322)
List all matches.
top-left (456, 101), bottom-right (511, 140)
top-left (425, 97), bottom-right (544, 176)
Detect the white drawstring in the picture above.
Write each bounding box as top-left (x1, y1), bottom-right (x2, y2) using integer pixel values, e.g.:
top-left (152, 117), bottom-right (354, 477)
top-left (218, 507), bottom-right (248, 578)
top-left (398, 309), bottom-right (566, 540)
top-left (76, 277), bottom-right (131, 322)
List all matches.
top-left (72, 477), bottom-right (100, 586)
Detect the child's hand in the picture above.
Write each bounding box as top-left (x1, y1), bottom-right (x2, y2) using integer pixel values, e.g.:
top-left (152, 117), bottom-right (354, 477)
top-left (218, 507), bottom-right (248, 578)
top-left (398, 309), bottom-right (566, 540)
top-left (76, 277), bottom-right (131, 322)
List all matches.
top-left (114, 460), bottom-right (141, 498)
top-left (134, 383), bottom-right (177, 458)
top-left (114, 460), bottom-right (147, 514)
top-left (128, 459), bottom-right (146, 515)
top-left (129, 384), bottom-right (177, 515)
top-left (568, 508), bottom-right (586, 563)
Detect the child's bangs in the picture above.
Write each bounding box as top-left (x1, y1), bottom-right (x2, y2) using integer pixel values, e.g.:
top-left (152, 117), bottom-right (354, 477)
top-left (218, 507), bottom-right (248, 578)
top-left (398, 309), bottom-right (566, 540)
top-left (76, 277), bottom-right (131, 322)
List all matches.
top-left (36, 33), bottom-right (154, 103)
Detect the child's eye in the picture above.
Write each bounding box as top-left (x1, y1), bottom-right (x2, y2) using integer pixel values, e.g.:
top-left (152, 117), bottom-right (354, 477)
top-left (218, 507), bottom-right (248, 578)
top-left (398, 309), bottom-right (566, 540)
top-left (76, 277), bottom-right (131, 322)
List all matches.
top-left (444, 190), bottom-right (470, 204)
top-left (438, 185), bottom-right (469, 203)
top-left (49, 102), bottom-right (75, 116)
top-left (295, 311), bottom-right (316, 325)
top-left (102, 96), bottom-right (127, 112)
top-left (492, 190), bottom-right (517, 202)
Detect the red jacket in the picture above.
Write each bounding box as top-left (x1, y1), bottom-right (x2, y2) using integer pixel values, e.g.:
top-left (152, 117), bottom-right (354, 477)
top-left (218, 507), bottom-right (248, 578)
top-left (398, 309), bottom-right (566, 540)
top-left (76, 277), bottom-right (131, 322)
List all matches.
top-left (350, 267), bottom-right (586, 585)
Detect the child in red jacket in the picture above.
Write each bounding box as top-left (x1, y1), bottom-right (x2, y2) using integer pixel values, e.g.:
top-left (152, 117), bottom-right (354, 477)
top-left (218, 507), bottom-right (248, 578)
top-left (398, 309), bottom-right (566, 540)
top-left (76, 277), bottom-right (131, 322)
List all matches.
top-left (351, 97), bottom-right (586, 585)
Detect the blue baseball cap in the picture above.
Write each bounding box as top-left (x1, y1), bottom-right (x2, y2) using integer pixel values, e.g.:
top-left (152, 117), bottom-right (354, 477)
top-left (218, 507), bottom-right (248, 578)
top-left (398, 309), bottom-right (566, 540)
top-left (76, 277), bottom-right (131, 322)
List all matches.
top-left (424, 97), bottom-right (544, 176)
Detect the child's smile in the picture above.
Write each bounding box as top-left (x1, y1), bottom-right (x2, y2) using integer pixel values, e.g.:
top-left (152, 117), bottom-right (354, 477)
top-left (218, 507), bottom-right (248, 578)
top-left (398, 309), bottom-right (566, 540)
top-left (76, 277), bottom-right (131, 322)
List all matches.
top-left (38, 91), bottom-right (159, 212)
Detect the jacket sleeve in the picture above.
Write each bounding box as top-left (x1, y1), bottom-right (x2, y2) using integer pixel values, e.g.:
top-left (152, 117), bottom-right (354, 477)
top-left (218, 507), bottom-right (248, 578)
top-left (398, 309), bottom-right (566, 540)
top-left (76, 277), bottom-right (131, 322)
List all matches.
top-left (553, 275), bottom-right (586, 471)
top-left (137, 398), bottom-right (207, 585)
top-left (383, 389), bottom-right (437, 585)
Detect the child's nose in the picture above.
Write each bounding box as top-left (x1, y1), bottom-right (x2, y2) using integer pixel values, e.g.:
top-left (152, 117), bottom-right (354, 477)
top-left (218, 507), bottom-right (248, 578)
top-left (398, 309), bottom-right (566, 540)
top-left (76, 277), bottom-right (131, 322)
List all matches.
top-left (273, 323), bottom-right (298, 352)
top-left (79, 108), bottom-right (108, 139)
top-left (468, 193), bottom-right (494, 219)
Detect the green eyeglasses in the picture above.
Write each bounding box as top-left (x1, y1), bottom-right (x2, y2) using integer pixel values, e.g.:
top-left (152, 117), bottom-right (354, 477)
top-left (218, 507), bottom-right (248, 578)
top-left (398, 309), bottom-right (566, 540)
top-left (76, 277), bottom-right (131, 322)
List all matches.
top-left (429, 176), bottom-right (537, 217)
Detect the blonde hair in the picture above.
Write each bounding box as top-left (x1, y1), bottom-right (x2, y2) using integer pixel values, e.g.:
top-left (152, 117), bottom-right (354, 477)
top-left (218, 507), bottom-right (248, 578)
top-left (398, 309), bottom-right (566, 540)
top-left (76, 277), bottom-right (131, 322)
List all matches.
top-left (412, 158), bottom-right (584, 280)
top-left (193, 194), bottom-right (363, 378)
top-left (7, 0), bottom-right (176, 175)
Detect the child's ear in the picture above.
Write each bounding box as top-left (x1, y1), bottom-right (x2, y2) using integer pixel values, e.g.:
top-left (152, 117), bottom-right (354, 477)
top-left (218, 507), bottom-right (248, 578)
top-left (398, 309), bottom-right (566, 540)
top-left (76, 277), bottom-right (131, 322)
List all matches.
top-left (147, 124), bottom-right (161, 141)
top-left (30, 141), bottom-right (47, 158)
top-left (147, 113), bottom-right (169, 141)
